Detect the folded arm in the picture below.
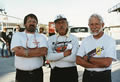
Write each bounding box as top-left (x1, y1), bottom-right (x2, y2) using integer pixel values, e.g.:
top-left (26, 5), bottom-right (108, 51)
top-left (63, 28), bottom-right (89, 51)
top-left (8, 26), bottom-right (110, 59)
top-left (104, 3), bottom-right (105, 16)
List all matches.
top-left (89, 56), bottom-right (112, 67)
top-left (76, 56), bottom-right (112, 68)
top-left (47, 49), bottom-right (71, 61)
top-left (12, 46), bottom-right (48, 57)
top-left (76, 56), bottom-right (99, 68)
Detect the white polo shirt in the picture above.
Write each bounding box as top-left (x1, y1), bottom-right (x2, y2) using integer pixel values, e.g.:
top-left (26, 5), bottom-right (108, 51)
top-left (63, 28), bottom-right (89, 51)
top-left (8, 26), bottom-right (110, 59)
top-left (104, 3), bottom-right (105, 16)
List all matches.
top-left (11, 32), bottom-right (48, 71)
top-left (77, 33), bottom-right (117, 71)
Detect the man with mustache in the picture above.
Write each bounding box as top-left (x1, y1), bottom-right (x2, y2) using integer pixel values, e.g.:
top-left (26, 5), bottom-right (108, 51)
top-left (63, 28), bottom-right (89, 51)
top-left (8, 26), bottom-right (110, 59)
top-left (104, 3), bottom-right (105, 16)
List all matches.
top-left (11, 14), bottom-right (48, 82)
top-left (47, 15), bottom-right (79, 82)
top-left (76, 13), bottom-right (117, 82)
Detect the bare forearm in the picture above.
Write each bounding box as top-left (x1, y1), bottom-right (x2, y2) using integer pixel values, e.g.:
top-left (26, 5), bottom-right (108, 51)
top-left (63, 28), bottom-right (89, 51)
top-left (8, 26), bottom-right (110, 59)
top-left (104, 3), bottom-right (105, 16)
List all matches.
top-left (89, 57), bottom-right (112, 67)
top-left (13, 46), bottom-right (48, 57)
top-left (1, 38), bottom-right (6, 43)
top-left (76, 56), bottom-right (99, 68)
top-left (12, 46), bottom-right (27, 57)
top-left (28, 47), bottom-right (48, 57)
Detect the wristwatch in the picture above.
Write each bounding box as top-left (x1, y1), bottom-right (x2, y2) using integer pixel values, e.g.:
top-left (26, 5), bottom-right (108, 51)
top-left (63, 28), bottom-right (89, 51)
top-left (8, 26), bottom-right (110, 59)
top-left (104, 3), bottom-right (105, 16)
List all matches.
top-left (25, 48), bottom-right (29, 56)
top-left (87, 55), bottom-right (91, 62)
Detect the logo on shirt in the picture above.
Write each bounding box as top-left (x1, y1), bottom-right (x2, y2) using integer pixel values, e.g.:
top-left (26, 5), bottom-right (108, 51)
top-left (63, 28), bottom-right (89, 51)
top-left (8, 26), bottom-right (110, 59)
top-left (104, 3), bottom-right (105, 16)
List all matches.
top-left (52, 41), bottom-right (71, 53)
top-left (96, 47), bottom-right (104, 55)
top-left (86, 46), bottom-right (104, 56)
top-left (33, 40), bottom-right (40, 48)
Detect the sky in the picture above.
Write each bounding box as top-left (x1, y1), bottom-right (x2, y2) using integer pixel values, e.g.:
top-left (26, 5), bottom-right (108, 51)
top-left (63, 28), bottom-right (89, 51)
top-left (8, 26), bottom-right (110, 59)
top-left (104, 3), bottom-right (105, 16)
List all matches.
top-left (0, 0), bottom-right (120, 27)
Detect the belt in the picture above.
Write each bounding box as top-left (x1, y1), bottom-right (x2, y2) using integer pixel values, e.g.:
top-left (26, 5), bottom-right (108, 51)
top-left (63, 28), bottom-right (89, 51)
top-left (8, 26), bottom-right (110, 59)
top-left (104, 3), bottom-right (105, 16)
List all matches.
top-left (16, 67), bottom-right (42, 74)
top-left (85, 69), bottom-right (111, 76)
top-left (84, 69), bottom-right (111, 78)
top-left (52, 66), bottom-right (77, 71)
top-left (85, 69), bottom-right (111, 73)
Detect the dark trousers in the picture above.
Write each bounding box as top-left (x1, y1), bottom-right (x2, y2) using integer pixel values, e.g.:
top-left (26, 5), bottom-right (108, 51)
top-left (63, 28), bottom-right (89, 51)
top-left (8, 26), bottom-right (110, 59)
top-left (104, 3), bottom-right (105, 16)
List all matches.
top-left (83, 69), bottom-right (111, 82)
top-left (50, 66), bottom-right (78, 82)
top-left (16, 67), bottom-right (43, 82)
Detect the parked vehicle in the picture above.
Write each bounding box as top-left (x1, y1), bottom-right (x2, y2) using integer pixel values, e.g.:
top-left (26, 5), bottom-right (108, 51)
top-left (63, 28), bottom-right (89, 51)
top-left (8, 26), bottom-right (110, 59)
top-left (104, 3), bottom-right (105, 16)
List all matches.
top-left (70, 27), bottom-right (90, 45)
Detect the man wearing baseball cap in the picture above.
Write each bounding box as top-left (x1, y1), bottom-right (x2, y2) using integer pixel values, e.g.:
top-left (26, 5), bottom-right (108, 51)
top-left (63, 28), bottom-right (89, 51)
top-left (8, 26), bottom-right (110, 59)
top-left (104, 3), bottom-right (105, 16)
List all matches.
top-left (47, 15), bottom-right (79, 82)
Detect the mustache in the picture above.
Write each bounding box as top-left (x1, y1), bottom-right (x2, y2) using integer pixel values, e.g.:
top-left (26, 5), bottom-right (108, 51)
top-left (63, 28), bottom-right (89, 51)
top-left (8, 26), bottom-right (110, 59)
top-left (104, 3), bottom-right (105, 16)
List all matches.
top-left (91, 28), bottom-right (98, 30)
top-left (29, 25), bottom-right (35, 27)
top-left (90, 27), bottom-right (103, 35)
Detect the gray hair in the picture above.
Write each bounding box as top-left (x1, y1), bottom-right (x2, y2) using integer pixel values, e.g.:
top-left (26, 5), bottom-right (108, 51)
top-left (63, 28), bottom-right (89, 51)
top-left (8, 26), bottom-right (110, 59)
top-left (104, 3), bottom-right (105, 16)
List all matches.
top-left (88, 13), bottom-right (104, 24)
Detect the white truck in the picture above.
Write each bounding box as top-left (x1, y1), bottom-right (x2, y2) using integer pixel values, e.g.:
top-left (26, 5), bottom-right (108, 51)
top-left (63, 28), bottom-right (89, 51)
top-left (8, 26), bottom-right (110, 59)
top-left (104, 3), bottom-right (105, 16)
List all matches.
top-left (70, 27), bottom-right (90, 45)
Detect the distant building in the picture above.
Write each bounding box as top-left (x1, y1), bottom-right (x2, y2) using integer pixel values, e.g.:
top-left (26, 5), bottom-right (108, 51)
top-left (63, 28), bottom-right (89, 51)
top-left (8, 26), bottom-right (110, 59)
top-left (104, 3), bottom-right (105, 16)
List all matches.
top-left (108, 3), bottom-right (120, 13)
top-left (105, 3), bottom-right (120, 39)
top-left (0, 14), bottom-right (23, 31)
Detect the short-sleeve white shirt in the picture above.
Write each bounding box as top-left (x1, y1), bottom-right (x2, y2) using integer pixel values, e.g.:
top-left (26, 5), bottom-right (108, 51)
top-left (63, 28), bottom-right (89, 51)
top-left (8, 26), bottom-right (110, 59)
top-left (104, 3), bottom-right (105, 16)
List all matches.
top-left (11, 32), bottom-right (48, 70)
top-left (77, 33), bottom-right (117, 71)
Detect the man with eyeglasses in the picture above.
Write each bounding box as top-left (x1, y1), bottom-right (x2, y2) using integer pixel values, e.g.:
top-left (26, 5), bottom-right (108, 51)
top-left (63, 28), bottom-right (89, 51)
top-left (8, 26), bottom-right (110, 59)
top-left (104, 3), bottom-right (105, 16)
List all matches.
top-left (11, 13), bottom-right (48, 82)
top-left (47, 15), bottom-right (79, 82)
